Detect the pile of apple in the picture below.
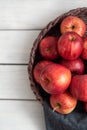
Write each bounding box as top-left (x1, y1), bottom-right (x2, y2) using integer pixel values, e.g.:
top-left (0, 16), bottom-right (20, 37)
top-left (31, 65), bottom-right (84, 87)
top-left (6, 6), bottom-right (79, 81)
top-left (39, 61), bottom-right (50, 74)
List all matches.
top-left (33, 16), bottom-right (87, 114)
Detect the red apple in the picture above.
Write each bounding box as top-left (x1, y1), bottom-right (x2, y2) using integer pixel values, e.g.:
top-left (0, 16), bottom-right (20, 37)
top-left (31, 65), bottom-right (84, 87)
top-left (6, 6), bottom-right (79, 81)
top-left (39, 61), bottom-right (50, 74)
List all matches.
top-left (60, 58), bottom-right (84, 74)
top-left (84, 102), bottom-right (87, 112)
top-left (70, 75), bottom-right (87, 101)
top-left (40, 63), bottom-right (71, 94)
top-left (50, 91), bottom-right (77, 114)
top-left (39, 36), bottom-right (59, 60)
top-left (33, 60), bottom-right (52, 84)
top-left (81, 37), bottom-right (87, 60)
top-left (57, 32), bottom-right (83, 60)
top-left (60, 16), bottom-right (86, 37)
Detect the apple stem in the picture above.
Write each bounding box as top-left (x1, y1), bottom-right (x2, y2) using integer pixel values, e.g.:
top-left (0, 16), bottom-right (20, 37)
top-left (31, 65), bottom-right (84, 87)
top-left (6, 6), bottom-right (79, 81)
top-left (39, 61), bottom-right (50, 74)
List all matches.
top-left (53, 106), bottom-right (58, 112)
top-left (53, 103), bottom-right (61, 112)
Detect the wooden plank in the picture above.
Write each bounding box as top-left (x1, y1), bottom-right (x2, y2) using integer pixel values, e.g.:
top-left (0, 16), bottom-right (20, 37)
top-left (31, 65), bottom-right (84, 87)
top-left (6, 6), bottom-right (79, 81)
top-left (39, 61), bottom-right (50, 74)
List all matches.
top-left (0, 0), bottom-right (86, 29)
top-left (0, 31), bottom-right (40, 64)
top-left (0, 65), bottom-right (36, 99)
top-left (0, 100), bottom-right (46, 130)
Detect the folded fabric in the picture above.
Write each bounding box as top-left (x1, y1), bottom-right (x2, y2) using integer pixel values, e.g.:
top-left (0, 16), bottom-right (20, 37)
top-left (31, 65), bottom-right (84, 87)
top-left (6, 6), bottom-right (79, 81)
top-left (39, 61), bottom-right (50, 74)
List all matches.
top-left (43, 100), bottom-right (87, 130)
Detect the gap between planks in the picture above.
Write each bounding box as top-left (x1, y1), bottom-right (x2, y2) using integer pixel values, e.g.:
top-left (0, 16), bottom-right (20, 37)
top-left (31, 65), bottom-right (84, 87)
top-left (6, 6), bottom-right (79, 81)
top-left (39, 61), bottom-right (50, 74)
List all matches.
top-left (0, 29), bottom-right (42, 31)
top-left (0, 98), bottom-right (37, 101)
top-left (0, 63), bottom-right (28, 65)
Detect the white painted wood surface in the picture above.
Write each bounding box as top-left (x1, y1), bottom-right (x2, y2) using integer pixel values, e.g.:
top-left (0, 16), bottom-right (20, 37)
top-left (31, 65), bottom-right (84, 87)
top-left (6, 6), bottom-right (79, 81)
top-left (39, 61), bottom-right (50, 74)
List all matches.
top-left (0, 0), bottom-right (87, 130)
top-left (0, 0), bottom-right (86, 29)
top-left (0, 101), bottom-right (46, 130)
top-left (0, 31), bottom-right (40, 64)
top-left (0, 65), bottom-right (35, 99)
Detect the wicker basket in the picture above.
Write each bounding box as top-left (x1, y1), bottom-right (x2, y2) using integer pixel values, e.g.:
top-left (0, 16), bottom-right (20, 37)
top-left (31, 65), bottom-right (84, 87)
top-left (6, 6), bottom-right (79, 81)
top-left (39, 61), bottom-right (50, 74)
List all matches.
top-left (28, 7), bottom-right (87, 104)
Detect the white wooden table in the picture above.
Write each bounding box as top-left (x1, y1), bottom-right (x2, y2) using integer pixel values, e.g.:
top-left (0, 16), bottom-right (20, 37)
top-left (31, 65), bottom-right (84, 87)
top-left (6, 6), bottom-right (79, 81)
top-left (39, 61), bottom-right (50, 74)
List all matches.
top-left (0, 1), bottom-right (87, 130)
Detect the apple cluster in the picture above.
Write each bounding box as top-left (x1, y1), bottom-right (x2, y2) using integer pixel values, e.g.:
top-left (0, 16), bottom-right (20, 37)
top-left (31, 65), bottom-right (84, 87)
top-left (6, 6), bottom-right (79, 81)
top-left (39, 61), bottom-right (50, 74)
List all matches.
top-left (33, 16), bottom-right (87, 114)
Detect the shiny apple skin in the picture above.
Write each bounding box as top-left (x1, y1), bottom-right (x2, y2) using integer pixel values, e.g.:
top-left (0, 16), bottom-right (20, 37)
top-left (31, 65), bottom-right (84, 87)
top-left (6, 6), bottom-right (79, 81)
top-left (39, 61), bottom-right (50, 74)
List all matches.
top-left (81, 37), bottom-right (87, 60)
top-left (57, 32), bottom-right (83, 60)
top-left (50, 92), bottom-right (77, 114)
top-left (33, 60), bottom-right (52, 84)
top-left (70, 75), bottom-right (87, 102)
top-left (60, 58), bottom-right (84, 74)
top-left (39, 36), bottom-right (58, 60)
top-left (60, 16), bottom-right (86, 37)
top-left (40, 63), bottom-right (71, 94)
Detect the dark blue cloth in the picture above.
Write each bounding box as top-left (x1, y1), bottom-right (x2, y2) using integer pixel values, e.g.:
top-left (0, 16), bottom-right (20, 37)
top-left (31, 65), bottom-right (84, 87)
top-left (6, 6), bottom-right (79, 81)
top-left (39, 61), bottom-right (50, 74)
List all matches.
top-left (43, 101), bottom-right (87, 130)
